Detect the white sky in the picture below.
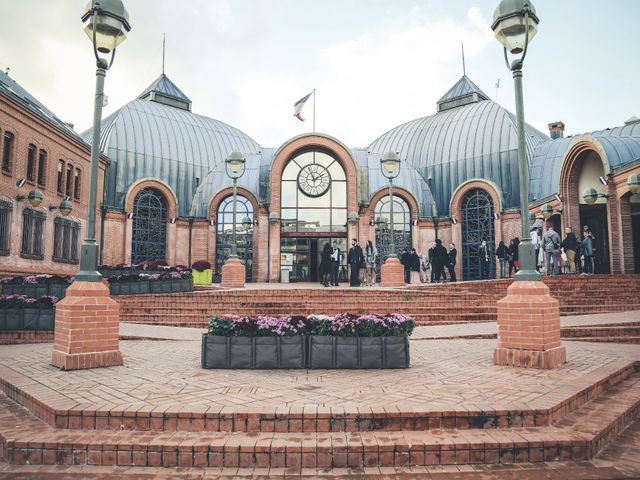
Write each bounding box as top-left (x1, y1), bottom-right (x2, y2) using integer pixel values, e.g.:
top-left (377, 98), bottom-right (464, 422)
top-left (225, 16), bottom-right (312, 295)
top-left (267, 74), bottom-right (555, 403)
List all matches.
top-left (1, 0), bottom-right (638, 148)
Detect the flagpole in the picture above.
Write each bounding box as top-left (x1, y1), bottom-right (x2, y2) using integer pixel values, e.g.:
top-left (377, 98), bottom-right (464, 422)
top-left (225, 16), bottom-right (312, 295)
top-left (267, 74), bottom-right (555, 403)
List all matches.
top-left (312, 88), bottom-right (316, 133)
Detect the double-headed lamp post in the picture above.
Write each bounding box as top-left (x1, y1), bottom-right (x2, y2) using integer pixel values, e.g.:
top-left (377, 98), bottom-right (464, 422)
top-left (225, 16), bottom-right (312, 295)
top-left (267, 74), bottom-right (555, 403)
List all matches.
top-left (492, 0), bottom-right (540, 281)
top-left (77, 0), bottom-right (130, 282)
top-left (380, 152), bottom-right (401, 258)
top-left (225, 151), bottom-right (246, 258)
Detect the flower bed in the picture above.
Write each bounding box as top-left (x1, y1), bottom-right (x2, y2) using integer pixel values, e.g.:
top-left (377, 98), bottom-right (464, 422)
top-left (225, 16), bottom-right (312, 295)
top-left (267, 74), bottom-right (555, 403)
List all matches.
top-left (108, 268), bottom-right (193, 295)
top-left (201, 313), bottom-right (414, 369)
top-left (0, 275), bottom-right (73, 299)
top-left (0, 295), bottom-right (58, 331)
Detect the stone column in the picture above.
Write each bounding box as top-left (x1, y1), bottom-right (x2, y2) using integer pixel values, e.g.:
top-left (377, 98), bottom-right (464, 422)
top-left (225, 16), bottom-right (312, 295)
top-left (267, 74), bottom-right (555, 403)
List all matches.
top-left (51, 281), bottom-right (123, 370)
top-left (221, 257), bottom-right (246, 288)
top-left (380, 257), bottom-right (405, 287)
top-left (124, 216), bottom-right (133, 264)
top-left (493, 281), bottom-right (566, 369)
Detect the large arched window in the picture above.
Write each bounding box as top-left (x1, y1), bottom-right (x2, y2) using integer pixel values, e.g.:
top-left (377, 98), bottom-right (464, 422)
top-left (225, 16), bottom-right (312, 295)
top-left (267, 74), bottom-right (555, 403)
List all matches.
top-left (216, 195), bottom-right (253, 282)
top-left (132, 187), bottom-right (167, 264)
top-left (374, 195), bottom-right (412, 281)
top-left (461, 188), bottom-right (495, 280)
top-left (280, 150), bottom-right (347, 232)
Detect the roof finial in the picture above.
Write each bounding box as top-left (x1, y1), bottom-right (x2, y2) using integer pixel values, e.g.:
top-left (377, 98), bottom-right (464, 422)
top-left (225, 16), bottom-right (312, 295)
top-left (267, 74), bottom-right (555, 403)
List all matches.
top-left (461, 43), bottom-right (466, 77)
top-left (162, 33), bottom-right (166, 75)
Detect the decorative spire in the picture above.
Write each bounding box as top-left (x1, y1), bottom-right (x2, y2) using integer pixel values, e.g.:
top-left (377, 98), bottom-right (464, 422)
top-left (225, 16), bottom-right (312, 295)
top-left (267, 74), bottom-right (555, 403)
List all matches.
top-left (461, 43), bottom-right (466, 77)
top-left (162, 33), bottom-right (166, 75)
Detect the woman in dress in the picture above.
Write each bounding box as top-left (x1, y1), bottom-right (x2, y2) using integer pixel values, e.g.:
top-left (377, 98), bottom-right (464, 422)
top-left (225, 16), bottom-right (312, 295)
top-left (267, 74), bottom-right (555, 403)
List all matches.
top-left (320, 242), bottom-right (332, 287)
top-left (364, 240), bottom-right (377, 286)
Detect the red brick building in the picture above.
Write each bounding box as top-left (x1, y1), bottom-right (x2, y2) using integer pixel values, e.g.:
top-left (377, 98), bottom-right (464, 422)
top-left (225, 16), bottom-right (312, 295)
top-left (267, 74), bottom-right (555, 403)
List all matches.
top-left (2, 70), bottom-right (639, 281)
top-left (0, 70), bottom-right (107, 276)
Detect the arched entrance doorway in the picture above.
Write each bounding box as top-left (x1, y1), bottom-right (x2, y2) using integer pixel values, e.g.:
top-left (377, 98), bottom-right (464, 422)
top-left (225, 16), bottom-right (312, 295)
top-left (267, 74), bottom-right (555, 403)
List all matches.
top-left (215, 195), bottom-right (254, 282)
top-left (461, 188), bottom-right (495, 280)
top-left (567, 150), bottom-right (610, 273)
top-left (131, 187), bottom-right (167, 263)
top-left (279, 149), bottom-right (347, 282)
top-left (374, 195), bottom-right (412, 283)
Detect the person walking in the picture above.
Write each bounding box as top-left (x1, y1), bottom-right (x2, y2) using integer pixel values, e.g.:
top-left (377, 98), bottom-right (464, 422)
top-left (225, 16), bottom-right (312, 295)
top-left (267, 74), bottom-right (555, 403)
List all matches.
top-left (427, 242), bottom-right (436, 283)
top-left (447, 243), bottom-right (457, 282)
top-left (479, 240), bottom-right (490, 279)
top-left (320, 242), bottom-right (332, 287)
top-left (330, 240), bottom-right (341, 286)
top-left (347, 238), bottom-right (364, 286)
top-left (507, 239), bottom-right (516, 277)
top-left (542, 226), bottom-right (561, 275)
top-left (432, 239), bottom-right (448, 282)
top-left (408, 248), bottom-right (421, 284)
top-left (495, 240), bottom-right (507, 279)
top-left (582, 230), bottom-right (594, 274)
top-left (561, 227), bottom-right (578, 274)
top-left (364, 240), bottom-right (377, 286)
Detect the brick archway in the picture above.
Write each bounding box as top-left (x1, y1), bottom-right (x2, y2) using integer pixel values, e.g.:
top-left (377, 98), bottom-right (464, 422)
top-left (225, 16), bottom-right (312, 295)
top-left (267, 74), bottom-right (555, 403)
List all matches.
top-left (208, 187), bottom-right (259, 220)
top-left (559, 138), bottom-right (615, 272)
top-left (267, 134), bottom-right (359, 282)
top-left (124, 179), bottom-right (178, 220)
top-left (450, 179), bottom-right (504, 281)
top-left (368, 187), bottom-right (420, 221)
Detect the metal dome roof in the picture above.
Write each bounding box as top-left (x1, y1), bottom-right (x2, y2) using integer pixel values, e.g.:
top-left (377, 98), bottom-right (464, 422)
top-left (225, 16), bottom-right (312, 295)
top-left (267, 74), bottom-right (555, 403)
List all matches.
top-left (82, 77), bottom-right (261, 217)
top-left (530, 123), bottom-right (640, 202)
top-left (368, 79), bottom-right (548, 216)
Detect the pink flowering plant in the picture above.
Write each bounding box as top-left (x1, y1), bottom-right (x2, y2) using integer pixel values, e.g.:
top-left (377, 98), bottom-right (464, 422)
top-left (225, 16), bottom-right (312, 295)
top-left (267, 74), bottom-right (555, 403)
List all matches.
top-left (0, 294), bottom-right (59, 309)
top-left (207, 313), bottom-right (414, 337)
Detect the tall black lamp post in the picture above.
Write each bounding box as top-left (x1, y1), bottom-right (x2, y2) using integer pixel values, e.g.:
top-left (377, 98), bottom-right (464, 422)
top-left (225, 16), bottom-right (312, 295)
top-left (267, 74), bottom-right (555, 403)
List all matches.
top-left (77, 0), bottom-right (130, 281)
top-left (492, 0), bottom-right (540, 281)
top-left (380, 152), bottom-right (401, 258)
top-left (225, 151), bottom-right (246, 258)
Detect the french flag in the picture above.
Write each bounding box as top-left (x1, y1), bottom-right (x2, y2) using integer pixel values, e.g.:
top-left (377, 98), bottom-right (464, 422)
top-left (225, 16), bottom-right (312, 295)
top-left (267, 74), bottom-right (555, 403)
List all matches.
top-left (293, 92), bottom-right (312, 121)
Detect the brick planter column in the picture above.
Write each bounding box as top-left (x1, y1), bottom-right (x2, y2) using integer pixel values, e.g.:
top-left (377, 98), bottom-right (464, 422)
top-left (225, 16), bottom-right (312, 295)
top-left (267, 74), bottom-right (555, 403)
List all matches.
top-left (221, 257), bottom-right (246, 288)
top-left (51, 281), bottom-right (123, 370)
top-left (494, 281), bottom-right (566, 369)
top-left (380, 257), bottom-right (405, 287)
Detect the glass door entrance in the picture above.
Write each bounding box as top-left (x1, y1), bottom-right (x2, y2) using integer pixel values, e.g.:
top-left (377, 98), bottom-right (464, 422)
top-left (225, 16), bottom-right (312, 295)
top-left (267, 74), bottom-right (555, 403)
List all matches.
top-left (280, 237), bottom-right (347, 282)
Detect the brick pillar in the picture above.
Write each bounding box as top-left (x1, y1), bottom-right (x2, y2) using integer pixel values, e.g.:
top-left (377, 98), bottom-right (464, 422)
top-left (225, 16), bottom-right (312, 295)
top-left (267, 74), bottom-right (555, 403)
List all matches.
top-left (380, 257), bottom-right (405, 287)
top-left (51, 281), bottom-right (123, 370)
top-left (606, 181), bottom-right (622, 273)
top-left (619, 195), bottom-right (635, 273)
top-left (221, 257), bottom-right (246, 288)
top-left (493, 281), bottom-right (566, 369)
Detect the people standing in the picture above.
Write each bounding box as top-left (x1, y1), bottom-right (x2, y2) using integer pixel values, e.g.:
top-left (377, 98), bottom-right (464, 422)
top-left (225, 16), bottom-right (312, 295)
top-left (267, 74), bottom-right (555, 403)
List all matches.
top-left (495, 240), bottom-right (507, 279)
top-left (448, 243), bottom-right (457, 282)
top-left (507, 239), bottom-right (516, 277)
top-left (561, 227), bottom-right (578, 274)
top-left (582, 230), bottom-right (594, 274)
top-left (542, 226), bottom-right (561, 275)
top-left (479, 240), bottom-right (490, 279)
top-left (347, 238), bottom-right (364, 286)
top-left (330, 240), bottom-right (341, 286)
top-left (320, 242), bottom-right (332, 287)
top-left (400, 248), bottom-right (411, 284)
top-left (364, 240), bottom-right (377, 286)
top-left (408, 248), bottom-right (421, 284)
top-left (531, 227), bottom-right (540, 271)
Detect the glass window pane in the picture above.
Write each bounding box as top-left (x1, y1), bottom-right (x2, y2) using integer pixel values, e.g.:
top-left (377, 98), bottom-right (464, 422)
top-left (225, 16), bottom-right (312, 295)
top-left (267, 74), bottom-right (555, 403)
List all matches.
top-left (281, 208), bottom-right (297, 232)
top-left (327, 160), bottom-right (346, 181)
top-left (331, 209), bottom-right (347, 232)
top-left (331, 181), bottom-right (347, 208)
top-left (298, 209), bottom-right (331, 231)
top-left (298, 189), bottom-right (330, 207)
top-left (281, 181), bottom-right (297, 207)
top-left (282, 161), bottom-right (299, 180)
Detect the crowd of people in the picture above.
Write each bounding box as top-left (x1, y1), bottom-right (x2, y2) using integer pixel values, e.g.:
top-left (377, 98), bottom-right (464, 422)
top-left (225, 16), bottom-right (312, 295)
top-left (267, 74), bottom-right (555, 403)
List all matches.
top-left (317, 225), bottom-right (598, 288)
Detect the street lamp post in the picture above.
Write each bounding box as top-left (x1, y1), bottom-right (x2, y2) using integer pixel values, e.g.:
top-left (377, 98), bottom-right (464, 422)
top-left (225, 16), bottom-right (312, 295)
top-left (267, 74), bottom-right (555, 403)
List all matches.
top-left (225, 151), bottom-right (246, 258)
top-left (77, 0), bottom-right (130, 281)
top-left (492, 0), bottom-right (540, 282)
top-left (380, 152), bottom-right (401, 258)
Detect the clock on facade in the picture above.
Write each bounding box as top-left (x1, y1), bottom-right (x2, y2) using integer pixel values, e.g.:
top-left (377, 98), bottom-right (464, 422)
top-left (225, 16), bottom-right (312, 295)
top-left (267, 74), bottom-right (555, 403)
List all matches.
top-left (297, 164), bottom-right (331, 197)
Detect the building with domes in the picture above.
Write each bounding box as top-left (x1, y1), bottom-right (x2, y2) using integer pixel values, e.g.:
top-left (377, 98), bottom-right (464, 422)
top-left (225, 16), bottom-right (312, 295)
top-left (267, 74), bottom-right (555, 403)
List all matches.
top-left (1, 68), bottom-right (639, 281)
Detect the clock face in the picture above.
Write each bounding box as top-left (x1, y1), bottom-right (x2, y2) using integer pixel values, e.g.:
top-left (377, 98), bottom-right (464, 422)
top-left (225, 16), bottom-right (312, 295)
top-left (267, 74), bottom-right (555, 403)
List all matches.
top-left (297, 164), bottom-right (331, 197)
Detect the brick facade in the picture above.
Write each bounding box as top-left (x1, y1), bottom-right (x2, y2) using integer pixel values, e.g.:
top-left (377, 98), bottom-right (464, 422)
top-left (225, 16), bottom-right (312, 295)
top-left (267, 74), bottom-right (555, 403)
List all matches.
top-left (0, 85), bottom-right (107, 276)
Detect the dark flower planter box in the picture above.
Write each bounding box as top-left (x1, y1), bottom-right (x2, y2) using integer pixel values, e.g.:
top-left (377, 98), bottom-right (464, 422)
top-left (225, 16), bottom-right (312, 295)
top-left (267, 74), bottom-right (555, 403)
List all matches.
top-left (0, 308), bottom-right (54, 331)
top-left (201, 335), bottom-right (409, 369)
top-left (1, 283), bottom-right (68, 299)
top-left (201, 335), bottom-right (306, 369)
top-left (308, 336), bottom-right (409, 369)
top-left (110, 278), bottom-right (192, 296)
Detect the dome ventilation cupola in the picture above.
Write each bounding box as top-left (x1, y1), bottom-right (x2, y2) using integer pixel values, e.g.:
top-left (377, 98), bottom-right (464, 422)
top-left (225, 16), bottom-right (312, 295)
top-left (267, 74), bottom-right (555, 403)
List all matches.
top-left (137, 73), bottom-right (192, 111)
top-left (436, 75), bottom-right (490, 113)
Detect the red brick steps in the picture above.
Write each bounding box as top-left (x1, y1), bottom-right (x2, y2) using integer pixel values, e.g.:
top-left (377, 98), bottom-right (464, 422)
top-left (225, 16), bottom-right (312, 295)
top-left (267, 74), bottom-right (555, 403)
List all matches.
top-left (1, 372), bottom-right (639, 470)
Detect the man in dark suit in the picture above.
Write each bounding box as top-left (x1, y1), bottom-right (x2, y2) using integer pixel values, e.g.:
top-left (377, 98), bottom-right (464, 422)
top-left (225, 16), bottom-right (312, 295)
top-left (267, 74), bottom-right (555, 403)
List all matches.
top-left (347, 238), bottom-right (363, 286)
top-left (447, 243), bottom-right (457, 282)
top-left (330, 240), bottom-right (341, 286)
